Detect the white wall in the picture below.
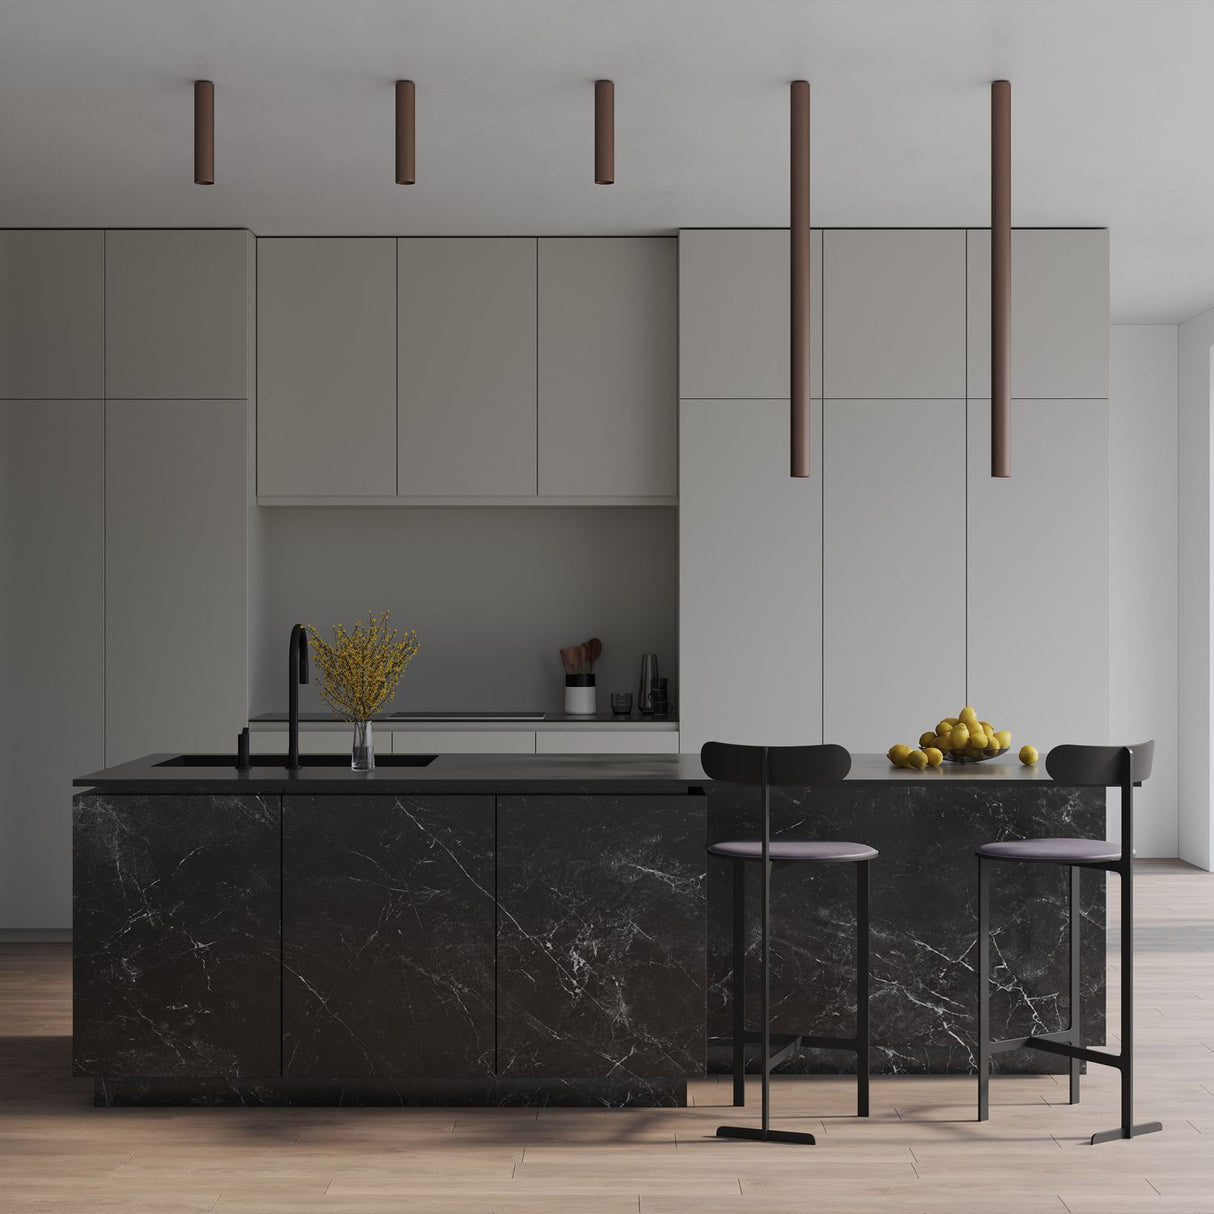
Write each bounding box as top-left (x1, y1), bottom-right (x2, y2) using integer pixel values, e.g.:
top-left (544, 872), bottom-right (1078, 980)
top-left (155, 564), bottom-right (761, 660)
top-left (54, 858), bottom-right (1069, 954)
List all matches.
top-left (1109, 326), bottom-right (1179, 857)
top-left (1178, 309), bottom-right (1214, 870)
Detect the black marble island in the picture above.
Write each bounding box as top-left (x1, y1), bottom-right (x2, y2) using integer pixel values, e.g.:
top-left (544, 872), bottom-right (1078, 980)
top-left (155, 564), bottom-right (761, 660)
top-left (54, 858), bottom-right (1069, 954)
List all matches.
top-left (72, 753), bottom-right (1105, 1106)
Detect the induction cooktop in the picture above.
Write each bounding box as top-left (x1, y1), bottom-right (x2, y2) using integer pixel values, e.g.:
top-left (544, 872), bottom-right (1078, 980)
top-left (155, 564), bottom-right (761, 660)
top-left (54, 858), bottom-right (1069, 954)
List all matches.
top-left (388, 711), bottom-right (546, 721)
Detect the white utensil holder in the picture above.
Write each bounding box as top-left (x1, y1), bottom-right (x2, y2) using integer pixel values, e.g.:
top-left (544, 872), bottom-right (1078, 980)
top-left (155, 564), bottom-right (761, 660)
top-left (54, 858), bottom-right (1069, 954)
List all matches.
top-left (564, 674), bottom-right (597, 716)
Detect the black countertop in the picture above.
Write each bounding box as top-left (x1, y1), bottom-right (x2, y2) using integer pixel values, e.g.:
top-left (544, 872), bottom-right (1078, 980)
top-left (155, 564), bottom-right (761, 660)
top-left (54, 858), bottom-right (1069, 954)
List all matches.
top-left (74, 752), bottom-right (1059, 796)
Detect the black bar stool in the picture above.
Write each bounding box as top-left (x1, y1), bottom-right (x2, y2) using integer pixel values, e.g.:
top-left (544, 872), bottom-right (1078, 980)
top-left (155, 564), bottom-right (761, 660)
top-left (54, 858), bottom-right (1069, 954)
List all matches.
top-left (702, 741), bottom-right (877, 1146)
top-left (975, 740), bottom-right (1161, 1144)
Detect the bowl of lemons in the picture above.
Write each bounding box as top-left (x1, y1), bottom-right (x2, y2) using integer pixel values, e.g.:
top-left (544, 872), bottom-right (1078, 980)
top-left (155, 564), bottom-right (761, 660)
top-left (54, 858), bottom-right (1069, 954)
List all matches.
top-left (888, 705), bottom-right (1029, 770)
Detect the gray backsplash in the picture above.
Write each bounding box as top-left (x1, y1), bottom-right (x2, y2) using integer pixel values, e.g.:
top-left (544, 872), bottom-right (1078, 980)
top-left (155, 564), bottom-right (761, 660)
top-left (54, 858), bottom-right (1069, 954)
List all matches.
top-left (250, 506), bottom-right (677, 716)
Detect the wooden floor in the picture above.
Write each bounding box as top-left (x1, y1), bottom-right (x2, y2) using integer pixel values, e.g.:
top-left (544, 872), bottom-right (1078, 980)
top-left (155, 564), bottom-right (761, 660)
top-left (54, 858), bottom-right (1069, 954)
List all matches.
top-left (2, 861), bottom-right (1212, 1213)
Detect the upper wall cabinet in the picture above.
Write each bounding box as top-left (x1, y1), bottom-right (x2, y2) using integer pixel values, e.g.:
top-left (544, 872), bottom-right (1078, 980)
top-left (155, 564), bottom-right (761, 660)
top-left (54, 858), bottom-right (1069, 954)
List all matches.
top-left (538, 237), bottom-right (677, 498)
top-left (678, 229), bottom-right (822, 400)
top-left (967, 229), bottom-right (1109, 399)
top-left (823, 229), bottom-right (966, 398)
top-left (258, 238), bottom-right (396, 497)
top-left (106, 230), bottom-right (252, 399)
top-left (0, 232), bottom-right (103, 398)
top-left (398, 239), bottom-right (537, 497)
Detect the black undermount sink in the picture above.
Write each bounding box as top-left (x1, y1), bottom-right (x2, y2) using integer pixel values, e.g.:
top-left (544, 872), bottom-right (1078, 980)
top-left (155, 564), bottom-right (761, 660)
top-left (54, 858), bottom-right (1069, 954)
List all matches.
top-left (155, 753), bottom-right (438, 768)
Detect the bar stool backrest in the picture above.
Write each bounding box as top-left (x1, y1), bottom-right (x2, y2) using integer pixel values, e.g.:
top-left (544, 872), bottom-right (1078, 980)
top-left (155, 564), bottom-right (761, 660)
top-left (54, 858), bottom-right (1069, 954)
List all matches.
top-left (1045, 741), bottom-right (1154, 788)
top-left (700, 741), bottom-right (852, 787)
top-left (1045, 741), bottom-right (1154, 862)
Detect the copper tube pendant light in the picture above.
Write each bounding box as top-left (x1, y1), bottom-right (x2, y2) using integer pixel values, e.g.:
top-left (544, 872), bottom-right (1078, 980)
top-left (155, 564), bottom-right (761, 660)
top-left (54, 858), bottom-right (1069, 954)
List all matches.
top-left (595, 80), bottom-right (614, 184)
top-left (396, 80), bottom-right (416, 185)
top-left (790, 80), bottom-right (811, 478)
top-left (193, 80), bottom-right (214, 185)
top-left (991, 79), bottom-right (1011, 477)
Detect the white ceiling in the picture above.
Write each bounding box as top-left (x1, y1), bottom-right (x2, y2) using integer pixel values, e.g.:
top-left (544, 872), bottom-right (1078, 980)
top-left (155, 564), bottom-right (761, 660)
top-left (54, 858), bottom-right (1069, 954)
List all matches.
top-left (0, 0), bottom-right (1210, 322)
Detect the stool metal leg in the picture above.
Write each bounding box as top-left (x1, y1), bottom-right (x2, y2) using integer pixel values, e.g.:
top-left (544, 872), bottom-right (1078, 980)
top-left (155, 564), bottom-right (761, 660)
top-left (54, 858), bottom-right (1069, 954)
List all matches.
top-left (717, 758), bottom-right (815, 1145)
top-left (1068, 865), bottom-right (1081, 1105)
top-left (856, 860), bottom-right (870, 1117)
top-left (1090, 859), bottom-right (1162, 1144)
top-left (977, 855), bottom-right (990, 1122)
top-left (731, 859), bottom-right (746, 1107)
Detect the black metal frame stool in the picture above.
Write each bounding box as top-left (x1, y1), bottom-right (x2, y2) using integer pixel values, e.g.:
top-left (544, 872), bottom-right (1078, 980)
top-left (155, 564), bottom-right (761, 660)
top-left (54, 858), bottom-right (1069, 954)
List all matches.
top-left (702, 741), bottom-right (876, 1146)
top-left (976, 740), bottom-right (1161, 1144)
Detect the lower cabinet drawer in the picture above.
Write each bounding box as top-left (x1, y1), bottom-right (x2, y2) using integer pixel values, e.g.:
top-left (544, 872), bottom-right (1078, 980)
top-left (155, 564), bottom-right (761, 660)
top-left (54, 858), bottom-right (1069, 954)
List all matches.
top-left (392, 730), bottom-right (536, 754)
top-left (536, 729), bottom-right (678, 755)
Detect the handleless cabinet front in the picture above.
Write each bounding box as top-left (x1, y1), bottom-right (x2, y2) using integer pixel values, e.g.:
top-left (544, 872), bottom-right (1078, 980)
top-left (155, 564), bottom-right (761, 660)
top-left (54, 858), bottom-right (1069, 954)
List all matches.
top-left (258, 238), bottom-right (396, 497)
top-left (283, 794), bottom-right (496, 1077)
top-left (496, 793), bottom-right (706, 1078)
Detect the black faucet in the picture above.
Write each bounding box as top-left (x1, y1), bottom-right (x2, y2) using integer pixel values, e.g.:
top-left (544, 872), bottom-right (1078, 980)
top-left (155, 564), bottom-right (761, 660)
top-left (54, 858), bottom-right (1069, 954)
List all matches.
top-left (287, 623), bottom-right (310, 770)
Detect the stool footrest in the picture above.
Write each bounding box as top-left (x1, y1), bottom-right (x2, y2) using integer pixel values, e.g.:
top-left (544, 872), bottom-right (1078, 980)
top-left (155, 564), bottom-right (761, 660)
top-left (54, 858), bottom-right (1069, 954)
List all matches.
top-left (987, 1028), bottom-right (1075, 1056)
top-left (1024, 1037), bottom-right (1124, 1070)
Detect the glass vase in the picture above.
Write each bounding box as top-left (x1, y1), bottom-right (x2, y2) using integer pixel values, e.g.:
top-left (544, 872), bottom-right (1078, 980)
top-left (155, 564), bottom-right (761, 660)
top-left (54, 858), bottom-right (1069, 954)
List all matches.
top-left (352, 718), bottom-right (375, 772)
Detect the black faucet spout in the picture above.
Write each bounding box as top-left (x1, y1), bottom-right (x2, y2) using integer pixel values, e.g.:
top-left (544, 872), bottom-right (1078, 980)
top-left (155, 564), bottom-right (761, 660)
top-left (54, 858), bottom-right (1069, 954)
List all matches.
top-left (287, 624), bottom-right (310, 770)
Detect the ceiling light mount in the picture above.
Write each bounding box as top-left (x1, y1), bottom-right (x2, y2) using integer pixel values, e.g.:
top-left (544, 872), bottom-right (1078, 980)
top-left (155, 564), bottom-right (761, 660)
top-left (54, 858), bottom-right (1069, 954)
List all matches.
top-left (193, 80), bottom-right (214, 185)
top-left (396, 80), bottom-right (416, 185)
top-left (595, 80), bottom-right (614, 184)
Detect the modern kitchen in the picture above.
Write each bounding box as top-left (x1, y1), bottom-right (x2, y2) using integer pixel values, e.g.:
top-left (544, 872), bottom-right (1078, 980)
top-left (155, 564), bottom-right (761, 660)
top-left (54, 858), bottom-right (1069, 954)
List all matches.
top-left (2, 2), bottom-right (1212, 1210)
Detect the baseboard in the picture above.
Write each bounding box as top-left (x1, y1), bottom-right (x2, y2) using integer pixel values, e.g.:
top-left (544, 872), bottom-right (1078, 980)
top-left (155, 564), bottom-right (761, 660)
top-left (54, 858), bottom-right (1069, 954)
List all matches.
top-left (0, 929), bottom-right (71, 942)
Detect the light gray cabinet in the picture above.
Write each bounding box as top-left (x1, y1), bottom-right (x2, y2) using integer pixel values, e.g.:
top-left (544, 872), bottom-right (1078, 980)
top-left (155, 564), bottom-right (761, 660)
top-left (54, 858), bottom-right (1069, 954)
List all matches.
top-left (105, 230), bottom-right (252, 399)
top-left (0, 401), bottom-right (104, 929)
top-left (397, 238), bottom-right (537, 497)
top-left (967, 229), bottom-right (1109, 399)
top-left (679, 398), bottom-right (822, 752)
top-left (0, 232), bottom-right (103, 398)
top-left (678, 228), bottom-right (822, 400)
top-left (105, 400), bottom-right (248, 764)
top-left (966, 399), bottom-right (1109, 753)
top-left (824, 229), bottom-right (966, 399)
top-left (822, 400), bottom-right (966, 752)
top-left (258, 238), bottom-right (396, 497)
top-left (538, 237), bottom-right (677, 498)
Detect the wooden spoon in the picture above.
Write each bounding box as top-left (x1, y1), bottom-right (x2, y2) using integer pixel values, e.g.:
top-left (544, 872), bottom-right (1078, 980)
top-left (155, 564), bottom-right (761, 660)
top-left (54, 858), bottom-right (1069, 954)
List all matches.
top-left (585, 637), bottom-right (602, 673)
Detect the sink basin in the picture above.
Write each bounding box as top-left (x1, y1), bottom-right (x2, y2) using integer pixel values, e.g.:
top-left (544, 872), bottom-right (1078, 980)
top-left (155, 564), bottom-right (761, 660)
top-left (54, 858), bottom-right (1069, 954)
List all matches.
top-left (154, 753), bottom-right (438, 768)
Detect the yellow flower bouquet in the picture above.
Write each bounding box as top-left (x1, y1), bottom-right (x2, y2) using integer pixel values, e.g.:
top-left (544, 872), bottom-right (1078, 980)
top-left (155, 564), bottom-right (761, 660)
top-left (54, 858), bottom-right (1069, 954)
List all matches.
top-left (307, 612), bottom-right (420, 770)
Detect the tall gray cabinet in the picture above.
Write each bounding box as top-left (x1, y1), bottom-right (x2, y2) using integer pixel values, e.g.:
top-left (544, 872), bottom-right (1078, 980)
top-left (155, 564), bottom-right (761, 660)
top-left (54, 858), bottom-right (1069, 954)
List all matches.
top-left (679, 227), bottom-right (1110, 757)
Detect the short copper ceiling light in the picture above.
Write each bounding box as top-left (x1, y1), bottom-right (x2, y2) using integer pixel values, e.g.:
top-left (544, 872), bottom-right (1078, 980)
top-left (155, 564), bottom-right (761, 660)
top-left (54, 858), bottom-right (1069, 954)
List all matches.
top-left (396, 80), bottom-right (416, 185)
top-left (595, 80), bottom-right (614, 184)
top-left (194, 80), bottom-right (214, 185)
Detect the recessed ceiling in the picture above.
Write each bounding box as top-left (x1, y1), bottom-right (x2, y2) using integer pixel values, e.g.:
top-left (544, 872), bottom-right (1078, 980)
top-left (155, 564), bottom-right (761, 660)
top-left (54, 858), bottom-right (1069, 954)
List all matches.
top-left (0, 0), bottom-right (1209, 322)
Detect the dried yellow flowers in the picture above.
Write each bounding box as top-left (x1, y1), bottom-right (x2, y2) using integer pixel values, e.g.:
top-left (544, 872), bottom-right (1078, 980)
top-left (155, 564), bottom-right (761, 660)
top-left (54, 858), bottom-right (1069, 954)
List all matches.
top-left (307, 612), bottom-right (420, 722)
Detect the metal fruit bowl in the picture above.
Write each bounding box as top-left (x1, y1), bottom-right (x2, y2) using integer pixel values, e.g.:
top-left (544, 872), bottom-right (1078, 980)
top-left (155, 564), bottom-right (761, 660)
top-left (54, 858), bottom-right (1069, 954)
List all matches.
top-left (940, 746), bottom-right (1010, 764)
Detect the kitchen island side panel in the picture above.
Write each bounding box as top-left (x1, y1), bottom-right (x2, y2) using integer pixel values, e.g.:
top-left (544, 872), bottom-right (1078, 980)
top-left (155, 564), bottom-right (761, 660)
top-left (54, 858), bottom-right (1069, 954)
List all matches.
top-left (706, 780), bottom-right (1106, 1074)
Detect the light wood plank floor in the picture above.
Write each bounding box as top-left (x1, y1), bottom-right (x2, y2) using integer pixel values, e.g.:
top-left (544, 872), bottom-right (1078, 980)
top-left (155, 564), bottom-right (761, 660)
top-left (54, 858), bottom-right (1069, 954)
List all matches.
top-left (2, 861), bottom-right (1211, 1213)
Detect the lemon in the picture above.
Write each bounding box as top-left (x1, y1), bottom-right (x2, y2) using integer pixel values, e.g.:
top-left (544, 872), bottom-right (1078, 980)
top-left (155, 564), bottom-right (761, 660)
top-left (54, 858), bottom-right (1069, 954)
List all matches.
top-left (936, 718), bottom-right (957, 736)
top-left (934, 733), bottom-right (953, 751)
top-left (959, 705), bottom-right (979, 728)
top-left (1019, 744), bottom-right (1038, 765)
top-left (906, 749), bottom-right (928, 770)
top-left (919, 731), bottom-right (937, 748)
top-left (924, 747), bottom-right (944, 767)
top-left (951, 724), bottom-right (970, 749)
top-left (969, 729), bottom-right (988, 750)
top-left (980, 720), bottom-right (994, 734)
top-left (995, 730), bottom-right (1012, 748)
top-left (888, 744), bottom-right (912, 768)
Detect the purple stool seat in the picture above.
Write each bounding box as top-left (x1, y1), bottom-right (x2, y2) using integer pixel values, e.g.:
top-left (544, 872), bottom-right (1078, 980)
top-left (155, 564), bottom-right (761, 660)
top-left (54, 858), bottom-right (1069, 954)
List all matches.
top-left (709, 839), bottom-right (878, 863)
top-left (976, 837), bottom-right (1120, 865)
